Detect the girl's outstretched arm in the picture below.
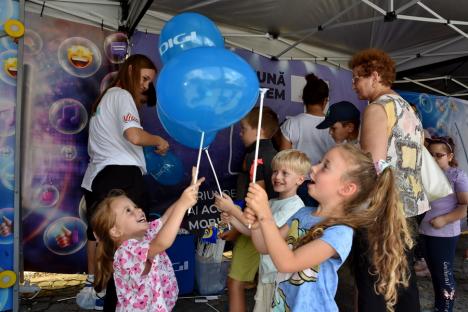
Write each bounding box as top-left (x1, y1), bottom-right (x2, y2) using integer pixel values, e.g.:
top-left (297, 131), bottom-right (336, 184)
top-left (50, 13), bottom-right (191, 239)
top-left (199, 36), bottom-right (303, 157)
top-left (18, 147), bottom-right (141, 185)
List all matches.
top-left (148, 177), bottom-right (204, 258)
top-left (246, 183), bottom-right (336, 273)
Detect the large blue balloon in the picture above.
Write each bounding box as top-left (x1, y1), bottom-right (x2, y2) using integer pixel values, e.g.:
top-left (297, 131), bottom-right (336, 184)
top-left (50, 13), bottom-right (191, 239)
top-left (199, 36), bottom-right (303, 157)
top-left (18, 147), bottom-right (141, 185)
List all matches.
top-left (157, 47), bottom-right (259, 132)
top-left (159, 12), bottom-right (224, 64)
top-left (157, 104), bottom-right (217, 149)
top-left (143, 147), bottom-right (184, 186)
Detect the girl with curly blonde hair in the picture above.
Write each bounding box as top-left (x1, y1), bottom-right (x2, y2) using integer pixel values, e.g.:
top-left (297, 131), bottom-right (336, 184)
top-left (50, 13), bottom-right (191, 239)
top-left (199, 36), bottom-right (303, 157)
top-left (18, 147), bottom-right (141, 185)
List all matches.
top-left (245, 144), bottom-right (412, 312)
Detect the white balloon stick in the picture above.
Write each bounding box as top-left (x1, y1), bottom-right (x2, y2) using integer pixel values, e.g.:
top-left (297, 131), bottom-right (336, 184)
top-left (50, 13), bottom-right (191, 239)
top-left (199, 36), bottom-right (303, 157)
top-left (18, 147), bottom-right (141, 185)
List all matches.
top-left (190, 131), bottom-right (205, 214)
top-left (249, 88), bottom-right (269, 229)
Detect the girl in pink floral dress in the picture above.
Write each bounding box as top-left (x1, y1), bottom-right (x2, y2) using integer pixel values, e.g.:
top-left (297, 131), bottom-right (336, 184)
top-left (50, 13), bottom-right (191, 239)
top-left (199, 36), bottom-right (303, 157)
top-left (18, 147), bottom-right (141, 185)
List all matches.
top-left (91, 174), bottom-right (204, 312)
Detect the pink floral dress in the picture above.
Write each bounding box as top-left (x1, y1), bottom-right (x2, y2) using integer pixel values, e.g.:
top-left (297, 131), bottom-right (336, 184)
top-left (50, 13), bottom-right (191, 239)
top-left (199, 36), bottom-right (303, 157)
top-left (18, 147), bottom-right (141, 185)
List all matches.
top-left (114, 219), bottom-right (178, 311)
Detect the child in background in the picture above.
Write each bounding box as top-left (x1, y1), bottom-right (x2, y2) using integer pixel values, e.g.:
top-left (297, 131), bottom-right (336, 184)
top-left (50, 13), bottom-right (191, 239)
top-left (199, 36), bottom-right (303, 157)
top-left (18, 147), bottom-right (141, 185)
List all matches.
top-left (216, 149), bottom-right (310, 312)
top-left (315, 101), bottom-right (361, 144)
top-left (91, 172), bottom-right (204, 312)
top-left (419, 136), bottom-right (468, 312)
top-left (244, 144), bottom-right (413, 312)
top-left (218, 106), bottom-right (279, 312)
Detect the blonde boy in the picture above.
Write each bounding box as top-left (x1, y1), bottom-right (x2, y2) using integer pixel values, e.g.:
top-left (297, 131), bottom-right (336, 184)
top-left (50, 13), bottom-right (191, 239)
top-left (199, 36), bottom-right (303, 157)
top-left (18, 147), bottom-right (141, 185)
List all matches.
top-left (216, 149), bottom-right (311, 312)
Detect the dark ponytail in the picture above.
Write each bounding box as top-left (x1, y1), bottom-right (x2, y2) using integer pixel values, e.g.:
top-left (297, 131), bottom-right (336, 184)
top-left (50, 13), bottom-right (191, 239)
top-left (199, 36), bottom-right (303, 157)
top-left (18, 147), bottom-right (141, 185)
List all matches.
top-left (302, 73), bottom-right (329, 106)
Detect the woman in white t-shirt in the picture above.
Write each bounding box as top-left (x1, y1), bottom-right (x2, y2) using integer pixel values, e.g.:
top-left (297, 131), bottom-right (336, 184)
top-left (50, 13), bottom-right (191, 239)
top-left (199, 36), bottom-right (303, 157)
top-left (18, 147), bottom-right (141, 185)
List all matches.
top-left (278, 73), bottom-right (335, 206)
top-left (81, 54), bottom-right (169, 311)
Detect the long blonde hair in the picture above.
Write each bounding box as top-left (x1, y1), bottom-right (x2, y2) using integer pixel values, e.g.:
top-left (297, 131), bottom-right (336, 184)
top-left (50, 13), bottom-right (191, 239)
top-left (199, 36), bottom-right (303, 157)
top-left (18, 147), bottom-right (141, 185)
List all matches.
top-left (90, 190), bottom-right (126, 292)
top-left (296, 144), bottom-right (413, 311)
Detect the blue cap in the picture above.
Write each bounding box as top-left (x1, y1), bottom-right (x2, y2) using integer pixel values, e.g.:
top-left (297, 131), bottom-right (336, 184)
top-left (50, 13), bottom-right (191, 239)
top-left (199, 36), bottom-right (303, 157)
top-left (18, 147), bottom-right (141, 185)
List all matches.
top-left (316, 101), bottom-right (360, 129)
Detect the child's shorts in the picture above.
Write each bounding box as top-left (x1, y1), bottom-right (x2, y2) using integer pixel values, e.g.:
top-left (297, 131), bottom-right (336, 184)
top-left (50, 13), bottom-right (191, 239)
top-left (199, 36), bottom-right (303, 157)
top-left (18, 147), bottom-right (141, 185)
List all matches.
top-left (228, 234), bottom-right (260, 282)
top-left (253, 282), bottom-right (275, 312)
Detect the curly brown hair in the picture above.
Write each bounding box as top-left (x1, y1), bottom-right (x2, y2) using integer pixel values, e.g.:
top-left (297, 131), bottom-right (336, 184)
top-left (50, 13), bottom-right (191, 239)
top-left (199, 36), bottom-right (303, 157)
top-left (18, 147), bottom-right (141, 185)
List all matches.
top-left (349, 49), bottom-right (396, 87)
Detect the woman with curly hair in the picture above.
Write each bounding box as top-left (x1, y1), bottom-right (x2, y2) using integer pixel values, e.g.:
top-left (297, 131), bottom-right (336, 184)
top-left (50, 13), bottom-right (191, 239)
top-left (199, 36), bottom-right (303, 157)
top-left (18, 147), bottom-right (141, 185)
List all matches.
top-left (349, 48), bottom-right (429, 311)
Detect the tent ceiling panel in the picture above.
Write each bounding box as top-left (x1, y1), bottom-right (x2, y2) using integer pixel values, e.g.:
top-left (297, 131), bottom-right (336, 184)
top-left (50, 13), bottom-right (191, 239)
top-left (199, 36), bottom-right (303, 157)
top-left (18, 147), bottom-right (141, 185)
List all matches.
top-left (24, 0), bottom-right (468, 97)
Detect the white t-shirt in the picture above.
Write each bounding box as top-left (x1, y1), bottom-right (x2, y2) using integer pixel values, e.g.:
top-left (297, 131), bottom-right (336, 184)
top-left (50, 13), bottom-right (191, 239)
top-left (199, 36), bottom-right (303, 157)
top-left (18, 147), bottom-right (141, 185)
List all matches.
top-left (81, 87), bottom-right (146, 191)
top-left (259, 195), bottom-right (304, 284)
top-left (280, 113), bottom-right (335, 165)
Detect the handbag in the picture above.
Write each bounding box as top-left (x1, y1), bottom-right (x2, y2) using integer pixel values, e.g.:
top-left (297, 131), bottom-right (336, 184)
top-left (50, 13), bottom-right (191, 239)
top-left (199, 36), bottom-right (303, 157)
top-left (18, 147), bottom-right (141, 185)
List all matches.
top-left (421, 146), bottom-right (453, 202)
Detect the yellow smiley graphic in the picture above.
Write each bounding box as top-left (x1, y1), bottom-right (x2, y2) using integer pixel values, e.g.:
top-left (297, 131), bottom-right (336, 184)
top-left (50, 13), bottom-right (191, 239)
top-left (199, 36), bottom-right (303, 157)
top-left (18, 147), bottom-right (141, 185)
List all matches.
top-left (3, 57), bottom-right (17, 78)
top-left (67, 45), bottom-right (93, 69)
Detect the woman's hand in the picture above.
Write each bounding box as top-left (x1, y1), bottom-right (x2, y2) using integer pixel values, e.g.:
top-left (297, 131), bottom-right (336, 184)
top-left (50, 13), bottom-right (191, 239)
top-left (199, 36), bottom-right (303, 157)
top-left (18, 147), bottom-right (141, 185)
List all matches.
top-left (154, 136), bottom-right (170, 155)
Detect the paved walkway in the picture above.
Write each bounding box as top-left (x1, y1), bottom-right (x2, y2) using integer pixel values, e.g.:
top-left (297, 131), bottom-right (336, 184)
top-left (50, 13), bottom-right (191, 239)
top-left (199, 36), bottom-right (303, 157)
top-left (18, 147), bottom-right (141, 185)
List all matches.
top-left (20, 235), bottom-right (468, 312)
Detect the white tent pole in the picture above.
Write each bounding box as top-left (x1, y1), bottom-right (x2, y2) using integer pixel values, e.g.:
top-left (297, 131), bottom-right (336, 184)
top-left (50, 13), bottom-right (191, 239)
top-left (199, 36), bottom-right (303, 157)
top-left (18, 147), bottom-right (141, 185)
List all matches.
top-left (361, 0), bottom-right (386, 15)
top-left (402, 77), bottom-right (449, 96)
top-left (225, 39), bottom-right (272, 59)
top-left (183, 0), bottom-right (225, 11)
top-left (389, 0), bottom-right (394, 12)
top-left (451, 93), bottom-right (468, 97)
top-left (394, 76), bottom-right (449, 83)
top-left (451, 20), bottom-right (468, 26)
top-left (274, 0), bottom-right (362, 58)
top-left (450, 78), bottom-right (468, 91)
top-left (28, 0), bottom-right (118, 29)
top-left (223, 33), bottom-right (270, 38)
top-left (425, 51), bottom-right (468, 57)
top-left (397, 15), bottom-right (446, 24)
top-left (326, 16), bottom-right (382, 30)
top-left (396, 0), bottom-right (421, 14)
top-left (276, 37), bottom-right (343, 68)
top-left (44, 0), bottom-right (120, 4)
top-left (396, 36), bottom-right (464, 66)
top-left (417, 2), bottom-right (468, 39)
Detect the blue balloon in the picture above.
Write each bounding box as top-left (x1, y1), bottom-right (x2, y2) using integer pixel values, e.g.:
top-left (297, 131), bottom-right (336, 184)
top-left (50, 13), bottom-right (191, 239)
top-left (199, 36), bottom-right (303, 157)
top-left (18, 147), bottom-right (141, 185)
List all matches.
top-left (159, 12), bottom-right (224, 64)
top-left (143, 147), bottom-right (184, 186)
top-left (157, 47), bottom-right (259, 132)
top-left (157, 104), bottom-right (217, 149)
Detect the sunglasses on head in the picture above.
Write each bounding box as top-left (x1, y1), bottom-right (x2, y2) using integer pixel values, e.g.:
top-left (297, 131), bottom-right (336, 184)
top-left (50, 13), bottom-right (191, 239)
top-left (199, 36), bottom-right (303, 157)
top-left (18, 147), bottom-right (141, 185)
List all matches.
top-left (426, 136), bottom-right (453, 153)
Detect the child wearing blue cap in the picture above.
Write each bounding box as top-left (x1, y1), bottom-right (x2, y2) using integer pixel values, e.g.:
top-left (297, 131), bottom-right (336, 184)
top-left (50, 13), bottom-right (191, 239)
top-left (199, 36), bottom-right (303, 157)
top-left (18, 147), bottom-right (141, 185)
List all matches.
top-left (316, 101), bottom-right (360, 144)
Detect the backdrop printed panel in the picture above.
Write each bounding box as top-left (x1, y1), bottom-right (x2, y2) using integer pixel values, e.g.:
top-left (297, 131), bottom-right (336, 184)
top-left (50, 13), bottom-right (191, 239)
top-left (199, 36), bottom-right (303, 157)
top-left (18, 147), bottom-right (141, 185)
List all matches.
top-left (21, 13), bottom-right (117, 273)
top-left (0, 0), bottom-right (19, 310)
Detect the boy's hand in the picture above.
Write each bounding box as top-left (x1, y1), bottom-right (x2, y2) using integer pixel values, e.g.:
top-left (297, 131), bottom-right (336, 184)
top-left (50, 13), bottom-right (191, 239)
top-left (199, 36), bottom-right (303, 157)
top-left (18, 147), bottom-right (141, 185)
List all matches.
top-left (220, 212), bottom-right (232, 224)
top-left (214, 193), bottom-right (235, 213)
top-left (180, 177), bottom-right (205, 209)
top-left (245, 183), bottom-right (270, 217)
top-left (219, 228), bottom-right (241, 241)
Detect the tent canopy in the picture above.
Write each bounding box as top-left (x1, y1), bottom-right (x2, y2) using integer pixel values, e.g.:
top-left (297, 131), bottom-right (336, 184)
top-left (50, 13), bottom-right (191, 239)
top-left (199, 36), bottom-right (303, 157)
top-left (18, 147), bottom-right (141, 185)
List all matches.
top-left (25, 0), bottom-right (468, 98)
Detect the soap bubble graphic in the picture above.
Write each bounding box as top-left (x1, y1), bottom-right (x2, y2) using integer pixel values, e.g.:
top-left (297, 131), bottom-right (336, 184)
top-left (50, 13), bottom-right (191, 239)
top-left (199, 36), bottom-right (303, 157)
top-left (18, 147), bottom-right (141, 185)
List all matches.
top-left (61, 145), bottom-right (77, 161)
top-left (418, 93), bottom-right (433, 114)
top-left (0, 50), bottom-right (17, 86)
top-left (43, 217), bottom-right (87, 255)
top-left (33, 184), bottom-right (60, 208)
top-left (24, 29), bottom-right (43, 56)
top-left (0, 208), bottom-right (14, 245)
top-left (58, 37), bottom-right (101, 78)
top-left (0, 162), bottom-right (14, 191)
top-left (99, 71), bottom-right (118, 92)
top-left (49, 98), bottom-right (88, 135)
top-left (103, 32), bottom-right (129, 64)
top-left (0, 100), bottom-right (15, 137)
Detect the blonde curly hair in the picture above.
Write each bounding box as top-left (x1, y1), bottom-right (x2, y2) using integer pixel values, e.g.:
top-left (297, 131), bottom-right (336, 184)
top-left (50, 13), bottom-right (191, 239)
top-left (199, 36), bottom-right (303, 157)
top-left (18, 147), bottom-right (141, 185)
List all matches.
top-left (296, 144), bottom-right (413, 311)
